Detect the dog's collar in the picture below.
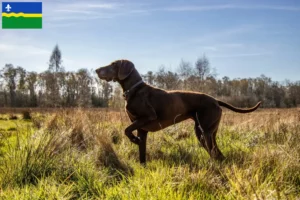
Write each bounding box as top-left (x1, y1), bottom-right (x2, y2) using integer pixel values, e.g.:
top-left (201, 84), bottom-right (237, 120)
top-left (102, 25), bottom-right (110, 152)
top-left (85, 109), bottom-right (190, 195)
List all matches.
top-left (123, 80), bottom-right (144, 100)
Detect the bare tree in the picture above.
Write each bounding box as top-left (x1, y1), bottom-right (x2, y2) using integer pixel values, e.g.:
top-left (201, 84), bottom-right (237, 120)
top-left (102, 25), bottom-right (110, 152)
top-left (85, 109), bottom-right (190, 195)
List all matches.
top-left (195, 55), bottom-right (211, 81)
top-left (178, 59), bottom-right (193, 80)
top-left (177, 59), bottom-right (193, 90)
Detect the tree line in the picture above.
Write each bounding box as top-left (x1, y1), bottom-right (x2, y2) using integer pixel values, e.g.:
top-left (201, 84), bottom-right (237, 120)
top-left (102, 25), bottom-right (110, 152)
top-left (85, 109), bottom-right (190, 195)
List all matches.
top-left (0, 45), bottom-right (299, 108)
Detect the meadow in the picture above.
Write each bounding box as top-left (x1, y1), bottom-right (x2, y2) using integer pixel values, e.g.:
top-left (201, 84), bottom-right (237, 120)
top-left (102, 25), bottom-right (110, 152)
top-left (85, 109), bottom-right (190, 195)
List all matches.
top-left (0, 107), bottom-right (299, 199)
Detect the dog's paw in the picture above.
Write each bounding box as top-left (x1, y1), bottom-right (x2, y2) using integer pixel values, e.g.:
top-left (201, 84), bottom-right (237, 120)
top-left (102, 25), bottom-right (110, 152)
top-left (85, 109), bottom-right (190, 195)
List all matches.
top-left (131, 136), bottom-right (140, 145)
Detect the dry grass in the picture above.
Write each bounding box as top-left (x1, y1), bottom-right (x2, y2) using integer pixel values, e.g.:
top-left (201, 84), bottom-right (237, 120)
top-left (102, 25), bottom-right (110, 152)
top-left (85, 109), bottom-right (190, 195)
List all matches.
top-left (0, 108), bottom-right (299, 199)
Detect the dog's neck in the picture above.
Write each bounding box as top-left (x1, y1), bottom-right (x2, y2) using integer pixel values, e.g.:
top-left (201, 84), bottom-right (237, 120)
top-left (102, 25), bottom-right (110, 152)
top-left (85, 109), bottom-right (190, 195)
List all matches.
top-left (118, 72), bottom-right (144, 100)
top-left (118, 74), bottom-right (143, 92)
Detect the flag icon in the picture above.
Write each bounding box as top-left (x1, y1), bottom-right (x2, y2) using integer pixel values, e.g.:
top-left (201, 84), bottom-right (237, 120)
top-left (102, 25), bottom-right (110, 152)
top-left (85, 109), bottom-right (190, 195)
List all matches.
top-left (2, 2), bottom-right (42, 29)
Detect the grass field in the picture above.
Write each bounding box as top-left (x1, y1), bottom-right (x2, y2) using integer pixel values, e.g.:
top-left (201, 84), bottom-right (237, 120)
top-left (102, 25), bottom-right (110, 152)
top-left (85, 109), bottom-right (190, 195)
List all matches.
top-left (0, 108), bottom-right (299, 199)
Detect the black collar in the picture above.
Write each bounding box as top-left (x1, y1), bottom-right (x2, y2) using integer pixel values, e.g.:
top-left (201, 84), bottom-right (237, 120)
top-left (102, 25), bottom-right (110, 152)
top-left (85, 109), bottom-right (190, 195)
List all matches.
top-left (123, 80), bottom-right (144, 100)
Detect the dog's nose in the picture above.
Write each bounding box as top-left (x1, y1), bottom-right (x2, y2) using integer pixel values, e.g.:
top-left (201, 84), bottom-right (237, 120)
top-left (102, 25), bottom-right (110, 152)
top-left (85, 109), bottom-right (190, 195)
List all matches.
top-left (95, 68), bottom-right (107, 78)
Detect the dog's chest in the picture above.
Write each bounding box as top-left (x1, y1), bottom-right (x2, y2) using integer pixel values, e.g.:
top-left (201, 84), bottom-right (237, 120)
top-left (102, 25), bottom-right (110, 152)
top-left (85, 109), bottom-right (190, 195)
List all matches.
top-left (125, 101), bottom-right (139, 120)
top-left (126, 109), bottom-right (137, 121)
top-left (125, 98), bottom-right (146, 120)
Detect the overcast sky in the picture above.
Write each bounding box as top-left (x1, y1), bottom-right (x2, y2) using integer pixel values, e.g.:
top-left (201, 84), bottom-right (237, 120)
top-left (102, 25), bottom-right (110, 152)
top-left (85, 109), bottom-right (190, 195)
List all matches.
top-left (0, 0), bottom-right (299, 81)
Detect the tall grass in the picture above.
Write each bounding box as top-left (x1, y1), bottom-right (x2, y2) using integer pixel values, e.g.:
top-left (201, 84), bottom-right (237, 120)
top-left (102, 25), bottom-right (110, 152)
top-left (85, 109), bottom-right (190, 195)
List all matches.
top-left (0, 108), bottom-right (299, 199)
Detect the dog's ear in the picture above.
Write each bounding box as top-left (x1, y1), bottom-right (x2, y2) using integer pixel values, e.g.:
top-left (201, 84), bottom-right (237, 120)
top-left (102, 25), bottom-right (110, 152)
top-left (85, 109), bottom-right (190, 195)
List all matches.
top-left (118, 60), bottom-right (134, 80)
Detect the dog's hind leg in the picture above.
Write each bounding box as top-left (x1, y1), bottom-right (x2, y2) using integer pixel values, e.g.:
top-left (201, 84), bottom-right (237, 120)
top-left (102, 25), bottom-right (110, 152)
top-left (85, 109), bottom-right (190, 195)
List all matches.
top-left (193, 107), bottom-right (225, 161)
top-left (193, 113), bottom-right (212, 155)
top-left (209, 118), bottom-right (225, 161)
top-left (193, 115), bottom-right (209, 151)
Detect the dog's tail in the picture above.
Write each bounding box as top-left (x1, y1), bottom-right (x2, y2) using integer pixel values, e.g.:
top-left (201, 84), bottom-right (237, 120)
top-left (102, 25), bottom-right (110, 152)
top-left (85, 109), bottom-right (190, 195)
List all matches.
top-left (218, 100), bottom-right (262, 113)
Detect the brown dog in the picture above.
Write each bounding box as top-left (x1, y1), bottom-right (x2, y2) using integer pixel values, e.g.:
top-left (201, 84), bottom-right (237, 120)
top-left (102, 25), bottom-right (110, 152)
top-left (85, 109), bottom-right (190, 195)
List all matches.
top-left (95, 60), bottom-right (261, 164)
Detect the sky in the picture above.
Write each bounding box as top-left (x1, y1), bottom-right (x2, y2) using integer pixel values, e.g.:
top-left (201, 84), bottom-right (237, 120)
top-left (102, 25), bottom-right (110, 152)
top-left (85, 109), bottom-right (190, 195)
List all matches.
top-left (0, 0), bottom-right (299, 81)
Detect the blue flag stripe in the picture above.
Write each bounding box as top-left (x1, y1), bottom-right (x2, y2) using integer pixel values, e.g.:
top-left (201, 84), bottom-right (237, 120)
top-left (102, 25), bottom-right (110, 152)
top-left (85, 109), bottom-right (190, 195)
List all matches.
top-left (2, 2), bottom-right (42, 14)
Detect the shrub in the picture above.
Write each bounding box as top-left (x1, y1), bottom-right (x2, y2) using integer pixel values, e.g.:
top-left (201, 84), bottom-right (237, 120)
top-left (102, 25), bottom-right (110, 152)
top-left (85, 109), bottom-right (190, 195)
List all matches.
top-left (22, 110), bottom-right (32, 120)
top-left (9, 114), bottom-right (18, 120)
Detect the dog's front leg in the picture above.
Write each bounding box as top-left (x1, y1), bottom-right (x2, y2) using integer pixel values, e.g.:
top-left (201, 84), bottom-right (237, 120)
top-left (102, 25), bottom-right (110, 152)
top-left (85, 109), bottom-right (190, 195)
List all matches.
top-left (137, 129), bottom-right (148, 164)
top-left (124, 118), bottom-right (151, 145)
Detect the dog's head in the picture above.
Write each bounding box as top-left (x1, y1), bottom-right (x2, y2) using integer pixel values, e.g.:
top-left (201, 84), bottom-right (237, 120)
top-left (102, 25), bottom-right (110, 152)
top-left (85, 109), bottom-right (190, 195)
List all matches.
top-left (95, 60), bottom-right (135, 82)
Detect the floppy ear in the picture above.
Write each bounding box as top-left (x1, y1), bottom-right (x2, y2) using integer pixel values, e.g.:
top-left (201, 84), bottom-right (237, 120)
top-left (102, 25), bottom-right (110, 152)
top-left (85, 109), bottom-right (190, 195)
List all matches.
top-left (118, 60), bottom-right (134, 80)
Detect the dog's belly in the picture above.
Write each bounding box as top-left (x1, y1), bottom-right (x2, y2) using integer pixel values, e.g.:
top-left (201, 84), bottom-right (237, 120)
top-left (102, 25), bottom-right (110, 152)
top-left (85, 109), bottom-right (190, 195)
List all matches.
top-left (141, 115), bottom-right (191, 132)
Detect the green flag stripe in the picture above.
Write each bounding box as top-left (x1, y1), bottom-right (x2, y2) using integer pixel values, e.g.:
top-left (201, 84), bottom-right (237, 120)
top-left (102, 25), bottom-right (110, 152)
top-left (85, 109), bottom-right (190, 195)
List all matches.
top-left (2, 17), bottom-right (42, 29)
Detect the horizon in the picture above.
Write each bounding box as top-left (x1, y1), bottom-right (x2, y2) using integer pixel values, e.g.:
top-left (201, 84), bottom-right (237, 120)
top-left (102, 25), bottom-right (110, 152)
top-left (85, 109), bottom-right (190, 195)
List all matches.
top-left (0, 0), bottom-right (299, 82)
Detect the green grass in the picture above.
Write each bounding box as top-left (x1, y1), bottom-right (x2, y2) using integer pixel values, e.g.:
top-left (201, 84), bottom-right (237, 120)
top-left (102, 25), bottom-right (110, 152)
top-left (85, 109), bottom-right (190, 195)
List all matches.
top-left (0, 109), bottom-right (299, 199)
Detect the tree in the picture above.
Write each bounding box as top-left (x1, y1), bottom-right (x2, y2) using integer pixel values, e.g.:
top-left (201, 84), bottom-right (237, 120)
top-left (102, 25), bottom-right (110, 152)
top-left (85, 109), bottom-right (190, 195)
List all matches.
top-left (43, 44), bottom-right (64, 107)
top-left (195, 55), bottom-right (211, 81)
top-left (40, 70), bottom-right (60, 107)
top-left (1, 64), bottom-right (17, 107)
top-left (27, 72), bottom-right (38, 107)
top-left (286, 81), bottom-right (300, 107)
top-left (77, 69), bottom-right (92, 106)
top-left (16, 67), bottom-right (26, 91)
top-left (15, 66), bottom-right (27, 107)
top-left (253, 75), bottom-right (272, 107)
top-left (142, 71), bottom-right (155, 85)
top-left (178, 59), bottom-right (193, 80)
top-left (193, 55), bottom-right (218, 92)
top-left (221, 76), bottom-right (231, 96)
top-left (271, 82), bottom-right (285, 107)
top-left (101, 80), bottom-right (112, 107)
top-left (155, 66), bottom-right (180, 90)
top-left (64, 72), bottom-right (77, 107)
top-left (49, 45), bottom-right (63, 72)
top-left (177, 59), bottom-right (193, 90)
top-left (110, 85), bottom-right (123, 108)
